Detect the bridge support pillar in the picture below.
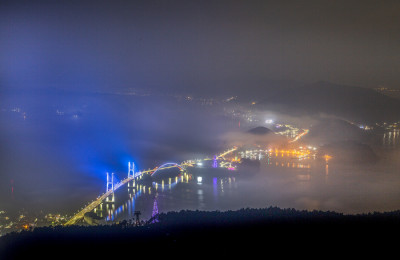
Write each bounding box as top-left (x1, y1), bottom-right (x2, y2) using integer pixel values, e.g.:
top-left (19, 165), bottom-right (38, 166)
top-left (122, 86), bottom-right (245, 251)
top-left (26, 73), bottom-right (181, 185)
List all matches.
top-left (105, 193), bottom-right (115, 203)
top-left (128, 162), bottom-right (135, 187)
top-left (106, 172), bottom-right (115, 203)
top-left (106, 172), bottom-right (114, 192)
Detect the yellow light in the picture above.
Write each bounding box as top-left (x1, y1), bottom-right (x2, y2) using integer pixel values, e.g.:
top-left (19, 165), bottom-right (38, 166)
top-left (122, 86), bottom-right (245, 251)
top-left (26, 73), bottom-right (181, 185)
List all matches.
top-left (324, 155), bottom-right (332, 163)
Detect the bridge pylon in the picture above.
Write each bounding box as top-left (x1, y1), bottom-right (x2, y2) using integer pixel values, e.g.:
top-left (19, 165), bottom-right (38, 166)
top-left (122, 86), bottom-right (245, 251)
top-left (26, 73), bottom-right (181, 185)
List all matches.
top-left (106, 172), bottom-right (114, 192)
top-left (128, 162), bottom-right (135, 188)
top-left (106, 172), bottom-right (115, 203)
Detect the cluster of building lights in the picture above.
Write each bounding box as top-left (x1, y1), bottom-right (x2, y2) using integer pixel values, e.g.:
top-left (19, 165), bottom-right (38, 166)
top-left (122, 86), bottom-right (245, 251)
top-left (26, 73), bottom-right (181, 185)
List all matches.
top-left (240, 146), bottom-right (317, 160)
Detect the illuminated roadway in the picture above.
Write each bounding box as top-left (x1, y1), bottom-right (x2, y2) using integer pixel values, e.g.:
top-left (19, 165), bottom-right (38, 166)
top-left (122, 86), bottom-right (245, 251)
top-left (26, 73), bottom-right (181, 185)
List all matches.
top-left (289, 129), bottom-right (309, 143)
top-left (64, 147), bottom-right (237, 226)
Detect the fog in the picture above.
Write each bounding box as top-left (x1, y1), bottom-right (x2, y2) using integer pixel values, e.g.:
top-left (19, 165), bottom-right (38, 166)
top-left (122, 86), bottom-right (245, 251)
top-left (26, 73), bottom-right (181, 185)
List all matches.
top-left (0, 91), bottom-right (230, 213)
top-left (232, 154), bottom-right (400, 214)
top-left (1, 89), bottom-right (400, 216)
top-left (1, 0), bottom-right (400, 217)
top-left (108, 148), bottom-right (400, 222)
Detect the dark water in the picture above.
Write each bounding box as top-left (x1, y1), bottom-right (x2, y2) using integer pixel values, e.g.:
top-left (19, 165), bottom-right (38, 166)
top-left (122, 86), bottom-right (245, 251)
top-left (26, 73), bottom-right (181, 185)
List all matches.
top-left (382, 129), bottom-right (400, 148)
top-left (97, 148), bottom-right (400, 224)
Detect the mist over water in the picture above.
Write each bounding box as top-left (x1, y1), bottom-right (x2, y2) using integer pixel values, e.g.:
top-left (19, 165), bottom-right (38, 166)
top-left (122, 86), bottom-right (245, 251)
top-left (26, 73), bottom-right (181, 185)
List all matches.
top-left (1, 91), bottom-right (400, 218)
top-left (106, 147), bottom-right (400, 224)
top-left (0, 92), bottom-right (230, 214)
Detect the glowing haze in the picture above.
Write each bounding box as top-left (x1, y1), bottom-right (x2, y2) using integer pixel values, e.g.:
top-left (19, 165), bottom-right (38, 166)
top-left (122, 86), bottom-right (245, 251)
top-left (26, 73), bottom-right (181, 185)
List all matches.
top-left (1, 0), bottom-right (400, 216)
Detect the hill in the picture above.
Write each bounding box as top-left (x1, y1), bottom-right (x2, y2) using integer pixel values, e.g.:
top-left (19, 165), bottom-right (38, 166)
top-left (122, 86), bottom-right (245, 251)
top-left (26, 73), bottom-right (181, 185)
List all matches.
top-left (318, 140), bottom-right (378, 163)
top-left (1, 207), bottom-right (399, 258)
top-left (223, 81), bottom-right (400, 123)
top-left (247, 126), bottom-right (273, 135)
top-left (304, 118), bottom-right (370, 146)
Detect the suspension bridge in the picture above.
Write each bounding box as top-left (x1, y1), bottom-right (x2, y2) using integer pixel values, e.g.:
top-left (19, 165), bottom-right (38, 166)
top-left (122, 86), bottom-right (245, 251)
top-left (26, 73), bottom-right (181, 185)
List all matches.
top-left (64, 147), bottom-right (237, 226)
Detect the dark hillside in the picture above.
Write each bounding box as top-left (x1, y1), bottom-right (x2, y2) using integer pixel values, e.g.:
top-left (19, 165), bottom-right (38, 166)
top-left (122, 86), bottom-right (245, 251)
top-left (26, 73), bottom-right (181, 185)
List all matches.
top-left (253, 81), bottom-right (400, 123)
top-left (1, 207), bottom-right (399, 258)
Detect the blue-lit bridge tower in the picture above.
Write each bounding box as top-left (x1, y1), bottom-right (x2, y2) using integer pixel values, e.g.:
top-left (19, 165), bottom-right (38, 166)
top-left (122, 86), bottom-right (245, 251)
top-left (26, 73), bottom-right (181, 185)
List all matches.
top-left (105, 172), bottom-right (115, 203)
top-left (128, 162), bottom-right (135, 189)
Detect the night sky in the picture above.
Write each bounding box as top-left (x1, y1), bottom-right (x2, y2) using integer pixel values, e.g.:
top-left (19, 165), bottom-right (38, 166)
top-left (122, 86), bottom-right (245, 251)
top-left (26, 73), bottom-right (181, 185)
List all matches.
top-left (1, 0), bottom-right (400, 92)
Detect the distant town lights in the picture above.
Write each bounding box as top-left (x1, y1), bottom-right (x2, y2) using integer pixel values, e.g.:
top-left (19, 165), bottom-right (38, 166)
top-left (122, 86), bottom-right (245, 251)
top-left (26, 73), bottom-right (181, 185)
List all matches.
top-left (265, 119), bottom-right (274, 124)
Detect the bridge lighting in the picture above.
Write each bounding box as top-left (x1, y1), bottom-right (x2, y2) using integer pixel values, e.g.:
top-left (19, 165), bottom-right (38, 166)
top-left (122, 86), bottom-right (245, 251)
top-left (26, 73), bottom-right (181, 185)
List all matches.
top-left (66, 148), bottom-right (239, 226)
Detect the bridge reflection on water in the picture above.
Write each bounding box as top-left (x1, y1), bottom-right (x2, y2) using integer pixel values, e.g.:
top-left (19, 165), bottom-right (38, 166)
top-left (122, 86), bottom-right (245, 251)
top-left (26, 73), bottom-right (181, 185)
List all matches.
top-left (96, 171), bottom-right (240, 223)
top-left (68, 130), bottom-right (400, 224)
top-left (71, 140), bottom-right (400, 225)
top-left (93, 149), bottom-right (324, 224)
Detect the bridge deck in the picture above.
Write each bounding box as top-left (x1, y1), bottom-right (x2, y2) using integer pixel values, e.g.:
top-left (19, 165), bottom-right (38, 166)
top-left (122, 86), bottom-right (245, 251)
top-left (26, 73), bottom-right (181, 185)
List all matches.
top-left (64, 147), bottom-right (237, 226)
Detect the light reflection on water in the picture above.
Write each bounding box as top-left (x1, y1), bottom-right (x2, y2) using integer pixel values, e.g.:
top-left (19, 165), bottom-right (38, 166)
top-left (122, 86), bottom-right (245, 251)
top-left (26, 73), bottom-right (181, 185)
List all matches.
top-left (383, 129), bottom-right (400, 148)
top-left (96, 148), bottom-right (400, 223)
